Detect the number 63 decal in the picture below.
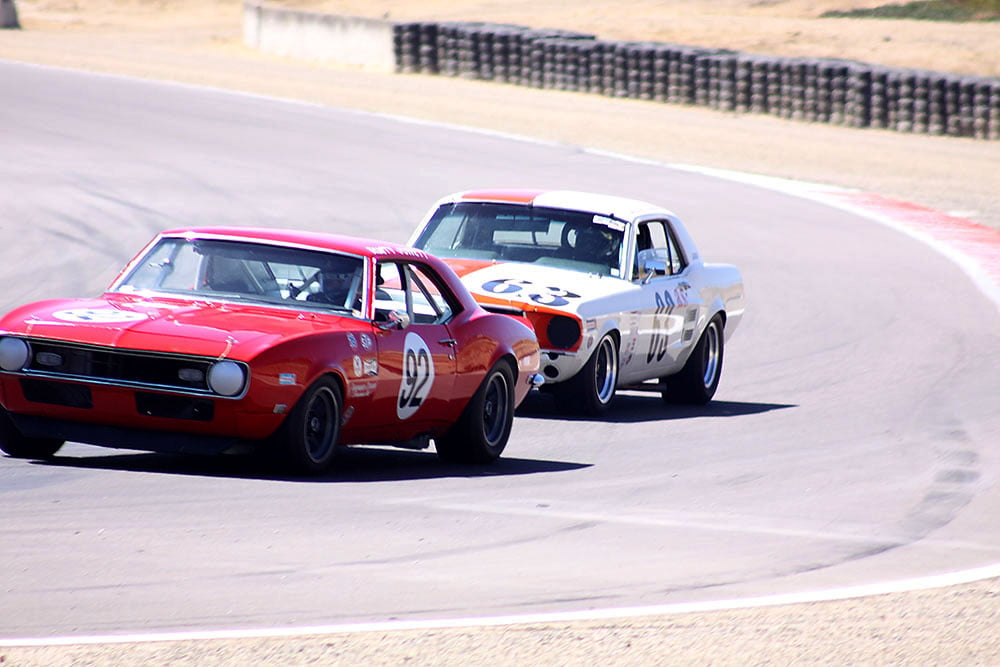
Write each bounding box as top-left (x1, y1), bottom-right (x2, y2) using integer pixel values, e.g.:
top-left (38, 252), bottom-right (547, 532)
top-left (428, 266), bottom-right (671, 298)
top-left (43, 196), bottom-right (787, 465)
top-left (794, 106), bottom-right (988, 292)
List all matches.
top-left (482, 279), bottom-right (580, 307)
top-left (397, 332), bottom-right (436, 420)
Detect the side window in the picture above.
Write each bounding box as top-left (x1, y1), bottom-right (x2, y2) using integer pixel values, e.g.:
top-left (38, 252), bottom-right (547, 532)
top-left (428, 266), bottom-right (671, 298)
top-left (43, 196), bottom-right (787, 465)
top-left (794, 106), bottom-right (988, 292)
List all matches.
top-left (374, 262), bottom-right (407, 321)
top-left (405, 264), bottom-right (455, 324)
top-left (635, 220), bottom-right (686, 278)
top-left (664, 223), bottom-right (687, 275)
top-left (374, 261), bottom-right (457, 325)
top-left (644, 221), bottom-right (669, 251)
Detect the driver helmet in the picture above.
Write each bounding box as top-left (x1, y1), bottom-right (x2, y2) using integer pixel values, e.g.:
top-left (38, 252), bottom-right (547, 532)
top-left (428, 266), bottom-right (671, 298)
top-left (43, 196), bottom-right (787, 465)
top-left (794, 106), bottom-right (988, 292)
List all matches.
top-left (313, 266), bottom-right (356, 305)
top-left (574, 224), bottom-right (617, 260)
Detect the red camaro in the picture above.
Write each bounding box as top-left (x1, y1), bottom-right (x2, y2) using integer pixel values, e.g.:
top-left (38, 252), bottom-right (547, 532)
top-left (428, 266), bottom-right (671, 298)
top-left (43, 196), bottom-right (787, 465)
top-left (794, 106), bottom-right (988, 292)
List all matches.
top-left (0, 227), bottom-right (541, 473)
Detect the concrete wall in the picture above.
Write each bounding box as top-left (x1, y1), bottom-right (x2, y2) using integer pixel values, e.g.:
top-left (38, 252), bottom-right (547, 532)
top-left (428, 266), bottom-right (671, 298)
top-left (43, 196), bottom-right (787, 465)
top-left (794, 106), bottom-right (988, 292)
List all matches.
top-left (243, 1), bottom-right (394, 72)
top-left (1, 0), bottom-right (20, 29)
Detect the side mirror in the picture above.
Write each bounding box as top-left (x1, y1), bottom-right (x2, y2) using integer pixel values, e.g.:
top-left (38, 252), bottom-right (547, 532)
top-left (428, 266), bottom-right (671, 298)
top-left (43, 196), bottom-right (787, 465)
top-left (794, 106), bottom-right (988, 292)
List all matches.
top-left (375, 309), bottom-right (411, 330)
top-left (637, 248), bottom-right (668, 283)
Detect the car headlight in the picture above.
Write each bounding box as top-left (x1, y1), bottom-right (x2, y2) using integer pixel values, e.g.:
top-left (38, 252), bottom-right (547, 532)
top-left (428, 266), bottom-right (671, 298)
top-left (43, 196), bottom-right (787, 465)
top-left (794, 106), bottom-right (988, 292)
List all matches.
top-left (207, 361), bottom-right (246, 397)
top-left (0, 337), bottom-right (30, 372)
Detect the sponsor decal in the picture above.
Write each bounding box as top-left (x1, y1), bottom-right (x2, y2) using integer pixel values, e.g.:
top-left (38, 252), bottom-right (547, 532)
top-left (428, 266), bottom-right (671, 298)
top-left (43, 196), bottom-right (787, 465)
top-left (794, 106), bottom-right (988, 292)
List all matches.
top-left (363, 357), bottom-right (378, 377)
top-left (348, 380), bottom-right (377, 398)
top-left (674, 282), bottom-right (693, 306)
top-left (622, 334), bottom-right (638, 367)
top-left (347, 333), bottom-right (358, 349)
top-left (279, 373), bottom-right (297, 386)
top-left (621, 312), bottom-right (641, 367)
top-left (367, 245), bottom-right (428, 258)
top-left (353, 355), bottom-right (363, 378)
top-left (481, 279), bottom-right (581, 307)
top-left (594, 216), bottom-right (626, 232)
top-left (397, 332), bottom-right (435, 420)
top-left (51, 308), bottom-right (146, 323)
top-left (359, 333), bottom-right (373, 351)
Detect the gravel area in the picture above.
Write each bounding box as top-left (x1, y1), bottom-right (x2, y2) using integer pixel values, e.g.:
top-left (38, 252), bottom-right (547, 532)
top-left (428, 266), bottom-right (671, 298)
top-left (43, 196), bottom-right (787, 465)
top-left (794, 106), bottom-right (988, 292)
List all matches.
top-left (4, 578), bottom-right (1000, 665)
top-left (1, 1), bottom-right (998, 663)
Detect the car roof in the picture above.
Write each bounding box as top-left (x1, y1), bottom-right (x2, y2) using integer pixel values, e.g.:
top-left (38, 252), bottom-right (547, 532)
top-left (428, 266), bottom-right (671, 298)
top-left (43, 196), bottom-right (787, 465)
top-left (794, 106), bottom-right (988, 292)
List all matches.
top-left (150, 226), bottom-right (482, 313)
top-left (157, 226), bottom-right (427, 261)
top-left (446, 189), bottom-right (676, 222)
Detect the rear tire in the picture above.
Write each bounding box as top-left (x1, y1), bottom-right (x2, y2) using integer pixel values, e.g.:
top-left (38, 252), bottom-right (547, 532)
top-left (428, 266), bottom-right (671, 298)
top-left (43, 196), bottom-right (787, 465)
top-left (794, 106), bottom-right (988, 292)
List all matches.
top-left (662, 314), bottom-right (724, 405)
top-left (554, 333), bottom-right (618, 416)
top-left (276, 377), bottom-right (342, 473)
top-left (0, 407), bottom-right (63, 459)
top-left (436, 362), bottom-right (514, 464)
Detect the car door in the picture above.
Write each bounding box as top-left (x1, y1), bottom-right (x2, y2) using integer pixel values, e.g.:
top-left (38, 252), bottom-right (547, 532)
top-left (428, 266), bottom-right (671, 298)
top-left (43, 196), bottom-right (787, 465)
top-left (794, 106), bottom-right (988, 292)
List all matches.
top-left (631, 219), bottom-right (700, 378)
top-left (369, 260), bottom-right (459, 436)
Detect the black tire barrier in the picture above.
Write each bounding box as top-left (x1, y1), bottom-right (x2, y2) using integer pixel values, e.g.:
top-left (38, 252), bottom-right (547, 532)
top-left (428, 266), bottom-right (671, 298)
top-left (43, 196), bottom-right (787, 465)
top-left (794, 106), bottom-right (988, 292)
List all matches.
top-left (392, 20), bottom-right (999, 140)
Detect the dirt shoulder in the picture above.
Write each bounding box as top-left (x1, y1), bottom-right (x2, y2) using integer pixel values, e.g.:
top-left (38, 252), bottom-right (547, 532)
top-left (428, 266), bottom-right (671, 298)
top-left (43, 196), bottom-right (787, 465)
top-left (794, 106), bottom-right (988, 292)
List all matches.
top-left (3, 0), bottom-right (998, 231)
top-left (281, 0), bottom-right (1000, 79)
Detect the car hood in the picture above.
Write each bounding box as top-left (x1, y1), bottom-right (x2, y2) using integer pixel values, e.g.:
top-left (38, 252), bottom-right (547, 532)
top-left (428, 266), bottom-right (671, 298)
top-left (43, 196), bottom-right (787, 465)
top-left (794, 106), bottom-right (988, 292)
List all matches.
top-left (0, 294), bottom-right (359, 361)
top-left (444, 259), bottom-right (633, 317)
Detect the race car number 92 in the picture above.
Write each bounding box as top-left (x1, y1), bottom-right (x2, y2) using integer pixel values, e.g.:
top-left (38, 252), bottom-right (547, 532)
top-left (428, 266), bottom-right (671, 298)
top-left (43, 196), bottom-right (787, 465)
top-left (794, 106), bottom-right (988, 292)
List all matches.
top-left (397, 332), bottom-right (435, 420)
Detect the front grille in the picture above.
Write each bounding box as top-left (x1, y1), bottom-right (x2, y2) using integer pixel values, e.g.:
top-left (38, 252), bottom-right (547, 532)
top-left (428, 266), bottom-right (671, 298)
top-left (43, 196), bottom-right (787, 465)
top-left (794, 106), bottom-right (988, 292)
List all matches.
top-left (20, 378), bottom-right (93, 408)
top-left (135, 393), bottom-right (214, 421)
top-left (22, 340), bottom-right (218, 395)
top-left (544, 315), bottom-right (581, 350)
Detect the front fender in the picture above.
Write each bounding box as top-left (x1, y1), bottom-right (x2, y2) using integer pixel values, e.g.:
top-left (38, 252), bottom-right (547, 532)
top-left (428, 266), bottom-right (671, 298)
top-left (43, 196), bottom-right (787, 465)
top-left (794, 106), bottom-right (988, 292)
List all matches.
top-left (239, 333), bottom-right (354, 420)
top-left (582, 315), bottom-right (621, 360)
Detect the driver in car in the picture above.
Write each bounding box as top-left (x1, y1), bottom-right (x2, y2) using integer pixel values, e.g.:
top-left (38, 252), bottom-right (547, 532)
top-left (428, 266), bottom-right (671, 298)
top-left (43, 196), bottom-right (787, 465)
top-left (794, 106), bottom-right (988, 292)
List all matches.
top-left (307, 265), bottom-right (359, 308)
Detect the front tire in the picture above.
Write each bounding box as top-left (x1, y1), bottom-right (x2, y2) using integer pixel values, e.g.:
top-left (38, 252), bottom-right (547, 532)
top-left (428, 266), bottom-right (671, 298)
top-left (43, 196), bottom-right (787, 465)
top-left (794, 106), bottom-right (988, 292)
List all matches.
top-left (662, 314), bottom-right (724, 405)
top-left (276, 377), bottom-right (342, 473)
top-left (554, 333), bottom-right (619, 416)
top-left (436, 362), bottom-right (514, 464)
top-left (0, 407), bottom-right (63, 459)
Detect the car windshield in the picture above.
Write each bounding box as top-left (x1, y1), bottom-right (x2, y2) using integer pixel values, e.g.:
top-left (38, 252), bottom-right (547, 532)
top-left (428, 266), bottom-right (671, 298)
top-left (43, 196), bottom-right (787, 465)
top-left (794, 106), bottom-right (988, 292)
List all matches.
top-left (413, 202), bottom-right (627, 277)
top-left (114, 237), bottom-right (365, 313)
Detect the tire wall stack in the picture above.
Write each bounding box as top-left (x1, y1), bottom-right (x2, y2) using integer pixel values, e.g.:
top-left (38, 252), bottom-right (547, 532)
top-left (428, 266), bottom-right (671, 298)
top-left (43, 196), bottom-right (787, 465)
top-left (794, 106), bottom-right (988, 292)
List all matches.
top-left (393, 20), bottom-right (1000, 140)
top-left (241, 3), bottom-right (998, 139)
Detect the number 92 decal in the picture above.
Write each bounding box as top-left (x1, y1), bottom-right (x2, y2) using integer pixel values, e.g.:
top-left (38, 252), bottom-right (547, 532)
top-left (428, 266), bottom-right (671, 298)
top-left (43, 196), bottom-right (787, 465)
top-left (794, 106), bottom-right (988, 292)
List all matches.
top-left (397, 332), bottom-right (435, 420)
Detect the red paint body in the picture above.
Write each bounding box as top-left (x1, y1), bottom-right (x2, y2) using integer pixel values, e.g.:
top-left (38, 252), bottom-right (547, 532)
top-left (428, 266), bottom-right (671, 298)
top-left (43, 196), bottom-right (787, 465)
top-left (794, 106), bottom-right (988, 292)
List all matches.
top-left (0, 227), bottom-right (539, 455)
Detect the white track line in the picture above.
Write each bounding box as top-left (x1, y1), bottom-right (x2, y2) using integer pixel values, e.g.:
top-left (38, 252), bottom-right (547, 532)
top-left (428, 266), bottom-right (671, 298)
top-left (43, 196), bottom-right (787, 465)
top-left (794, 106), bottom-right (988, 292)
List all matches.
top-left (3, 562), bottom-right (1000, 647)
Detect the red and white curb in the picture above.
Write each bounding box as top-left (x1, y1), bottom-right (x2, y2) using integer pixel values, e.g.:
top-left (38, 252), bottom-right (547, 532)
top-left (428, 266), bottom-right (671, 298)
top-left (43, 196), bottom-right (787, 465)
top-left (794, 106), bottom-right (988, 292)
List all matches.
top-left (660, 161), bottom-right (1000, 311)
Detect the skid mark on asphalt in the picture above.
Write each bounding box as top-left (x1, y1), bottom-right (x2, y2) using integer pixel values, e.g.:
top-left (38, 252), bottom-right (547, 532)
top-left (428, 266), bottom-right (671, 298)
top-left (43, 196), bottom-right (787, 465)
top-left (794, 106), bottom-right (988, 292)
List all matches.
top-left (381, 498), bottom-right (1000, 554)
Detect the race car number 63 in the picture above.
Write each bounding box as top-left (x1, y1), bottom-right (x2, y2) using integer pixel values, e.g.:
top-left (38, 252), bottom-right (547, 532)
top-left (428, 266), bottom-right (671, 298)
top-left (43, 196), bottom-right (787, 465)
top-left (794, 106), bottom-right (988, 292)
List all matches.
top-left (482, 279), bottom-right (580, 307)
top-left (397, 332), bottom-right (435, 420)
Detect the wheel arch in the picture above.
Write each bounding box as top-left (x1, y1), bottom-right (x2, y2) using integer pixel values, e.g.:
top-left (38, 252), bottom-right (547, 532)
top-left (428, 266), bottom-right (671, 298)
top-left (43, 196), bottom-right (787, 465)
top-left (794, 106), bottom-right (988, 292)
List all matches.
top-left (705, 296), bottom-right (728, 328)
top-left (589, 322), bottom-right (622, 361)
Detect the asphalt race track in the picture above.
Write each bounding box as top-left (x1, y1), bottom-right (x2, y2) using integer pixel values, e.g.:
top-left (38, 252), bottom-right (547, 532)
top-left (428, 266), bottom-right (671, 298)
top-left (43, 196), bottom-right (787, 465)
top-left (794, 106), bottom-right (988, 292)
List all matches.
top-left (1, 61), bottom-right (998, 640)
